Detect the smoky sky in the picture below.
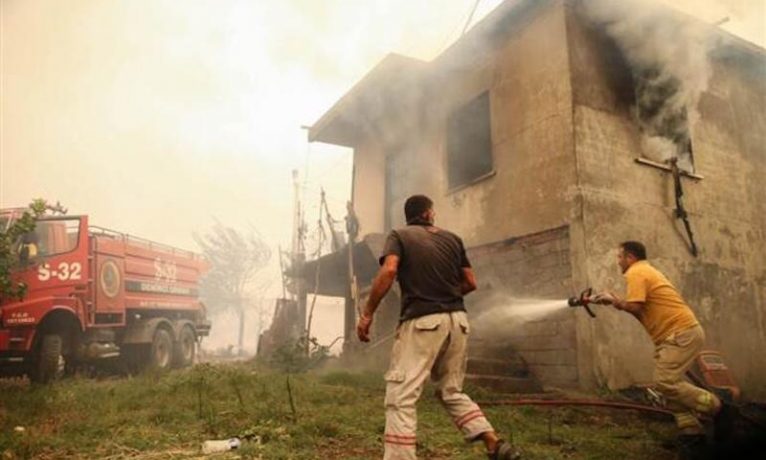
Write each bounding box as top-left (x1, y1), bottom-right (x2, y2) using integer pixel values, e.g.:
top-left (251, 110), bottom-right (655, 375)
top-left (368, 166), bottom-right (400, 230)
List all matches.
top-left (1, 0), bottom-right (762, 351)
top-left (2, 0), bottom-right (761, 247)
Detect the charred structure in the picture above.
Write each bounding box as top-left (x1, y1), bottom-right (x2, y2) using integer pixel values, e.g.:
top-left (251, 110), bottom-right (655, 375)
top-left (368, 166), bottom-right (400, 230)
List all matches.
top-left (298, 0), bottom-right (766, 397)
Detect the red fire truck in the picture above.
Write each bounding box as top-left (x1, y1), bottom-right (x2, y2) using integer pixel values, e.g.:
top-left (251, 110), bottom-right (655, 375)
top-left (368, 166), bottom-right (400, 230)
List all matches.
top-left (0, 208), bottom-right (210, 382)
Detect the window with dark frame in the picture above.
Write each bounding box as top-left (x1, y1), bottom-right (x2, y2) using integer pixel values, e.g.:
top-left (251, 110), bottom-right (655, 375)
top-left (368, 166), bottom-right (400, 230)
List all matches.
top-left (446, 91), bottom-right (493, 190)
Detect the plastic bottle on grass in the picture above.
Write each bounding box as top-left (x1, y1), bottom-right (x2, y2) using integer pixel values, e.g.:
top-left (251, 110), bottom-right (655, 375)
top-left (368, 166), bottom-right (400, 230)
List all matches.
top-left (201, 437), bottom-right (241, 454)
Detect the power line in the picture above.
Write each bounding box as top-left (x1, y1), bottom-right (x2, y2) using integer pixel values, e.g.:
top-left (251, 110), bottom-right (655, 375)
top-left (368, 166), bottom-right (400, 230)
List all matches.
top-left (308, 154), bottom-right (352, 184)
top-left (461, 0), bottom-right (482, 36)
top-left (436, 0), bottom-right (483, 57)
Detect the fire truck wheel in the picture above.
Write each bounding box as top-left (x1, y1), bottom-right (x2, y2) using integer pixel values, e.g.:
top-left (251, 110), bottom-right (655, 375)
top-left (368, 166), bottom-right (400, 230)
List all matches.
top-left (149, 328), bottom-right (173, 371)
top-left (119, 344), bottom-right (145, 374)
top-left (174, 327), bottom-right (196, 368)
top-left (33, 334), bottom-right (65, 384)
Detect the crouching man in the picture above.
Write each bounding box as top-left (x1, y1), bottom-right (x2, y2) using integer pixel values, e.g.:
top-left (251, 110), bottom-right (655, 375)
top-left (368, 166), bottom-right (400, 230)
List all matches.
top-left (356, 195), bottom-right (519, 460)
top-left (594, 241), bottom-right (726, 458)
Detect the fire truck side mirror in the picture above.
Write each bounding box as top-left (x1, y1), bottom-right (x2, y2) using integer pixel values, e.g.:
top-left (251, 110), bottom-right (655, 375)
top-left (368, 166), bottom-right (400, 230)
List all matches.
top-left (19, 244), bottom-right (30, 265)
top-left (18, 243), bottom-right (38, 265)
top-left (19, 245), bottom-right (30, 264)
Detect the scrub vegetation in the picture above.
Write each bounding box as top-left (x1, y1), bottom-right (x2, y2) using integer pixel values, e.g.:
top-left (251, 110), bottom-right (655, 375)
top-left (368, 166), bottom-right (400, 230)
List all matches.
top-left (0, 362), bottom-right (677, 459)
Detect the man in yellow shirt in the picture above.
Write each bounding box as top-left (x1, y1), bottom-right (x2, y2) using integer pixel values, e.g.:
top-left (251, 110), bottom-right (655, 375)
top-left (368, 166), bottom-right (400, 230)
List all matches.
top-left (594, 241), bottom-right (722, 455)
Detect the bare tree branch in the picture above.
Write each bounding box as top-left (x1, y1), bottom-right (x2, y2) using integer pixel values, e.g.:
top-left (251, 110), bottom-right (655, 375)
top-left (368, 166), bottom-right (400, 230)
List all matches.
top-left (194, 221), bottom-right (272, 351)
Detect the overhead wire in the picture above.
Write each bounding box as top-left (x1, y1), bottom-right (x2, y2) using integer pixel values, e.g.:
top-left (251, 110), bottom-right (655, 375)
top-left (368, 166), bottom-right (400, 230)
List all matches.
top-left (308, 153), bottom-right (352, 184)
top-left (435, 0), bottom-right (483, 59)
top-left (461, 0), bottom-right (482, 36)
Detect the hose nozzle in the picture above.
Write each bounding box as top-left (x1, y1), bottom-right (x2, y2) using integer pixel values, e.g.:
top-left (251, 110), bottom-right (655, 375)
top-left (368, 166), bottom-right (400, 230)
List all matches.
top-left (568, 288), bottom-right (597, 318)
top-left (567, 296), bottom-right (585, 307)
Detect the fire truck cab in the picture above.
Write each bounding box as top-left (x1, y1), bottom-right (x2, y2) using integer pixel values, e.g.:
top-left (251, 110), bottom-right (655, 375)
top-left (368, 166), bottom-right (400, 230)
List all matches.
top-left (0, 209), bottom-right (210, 382)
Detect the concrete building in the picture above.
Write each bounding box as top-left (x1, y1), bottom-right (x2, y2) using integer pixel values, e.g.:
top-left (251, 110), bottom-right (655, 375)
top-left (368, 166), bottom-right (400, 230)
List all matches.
top-left (302, 0), bottom-right (766, 397)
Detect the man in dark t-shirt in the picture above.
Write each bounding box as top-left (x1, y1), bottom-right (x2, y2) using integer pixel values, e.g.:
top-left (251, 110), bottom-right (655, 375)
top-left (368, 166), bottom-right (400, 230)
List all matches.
top-left (356, 195), bottom-right (519, 460)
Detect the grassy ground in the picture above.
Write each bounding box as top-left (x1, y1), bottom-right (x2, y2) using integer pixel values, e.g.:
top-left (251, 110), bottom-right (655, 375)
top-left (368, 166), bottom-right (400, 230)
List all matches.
top-left (0, 363), bottom-right (677, 459)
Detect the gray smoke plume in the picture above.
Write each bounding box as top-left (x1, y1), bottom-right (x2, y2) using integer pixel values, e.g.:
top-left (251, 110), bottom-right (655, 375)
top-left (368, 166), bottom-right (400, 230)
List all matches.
top-left (584, 0), bottom-right (713, 171)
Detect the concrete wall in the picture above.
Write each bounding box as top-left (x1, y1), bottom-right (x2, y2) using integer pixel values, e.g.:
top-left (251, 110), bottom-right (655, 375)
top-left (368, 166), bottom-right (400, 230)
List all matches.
top-left (565, 4), bottom-right (766, 398)
top-left (348, 1), bottom-right (585, 387)
top-left (351, 226), bottom-right (578, 389)
top-left (352, 139), bottom-right (387, 236)
top-left (420, 1), bottom-right (576, 248)
top-left (468, 226), bottom-right (578, 388)
top-left (345, 0), bottom-right (766, 396)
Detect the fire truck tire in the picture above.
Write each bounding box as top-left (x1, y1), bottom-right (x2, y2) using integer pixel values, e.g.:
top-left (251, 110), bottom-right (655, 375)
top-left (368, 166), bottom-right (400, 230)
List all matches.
top-left (174, 326), bottom-right (196, 368)
top-left (33, 334), bottom-right (65, 384)
top-left (149, 328), bottom-right (173, 371)
top-left (119, 344), bottom-right (145, 374)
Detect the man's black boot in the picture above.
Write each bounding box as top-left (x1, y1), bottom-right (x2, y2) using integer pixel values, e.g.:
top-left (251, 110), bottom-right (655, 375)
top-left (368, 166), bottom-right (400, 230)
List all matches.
top-left (677, 434), bottom-right (710, 460)
top-left (713, 401), bottom-right (738, 444)
top-left (488, 440), bottom-right (522, 460)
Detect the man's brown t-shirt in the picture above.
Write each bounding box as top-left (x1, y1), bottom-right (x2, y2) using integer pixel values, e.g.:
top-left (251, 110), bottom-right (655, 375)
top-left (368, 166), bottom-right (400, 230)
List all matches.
top-left (380, 223), bottom-right (471, 321)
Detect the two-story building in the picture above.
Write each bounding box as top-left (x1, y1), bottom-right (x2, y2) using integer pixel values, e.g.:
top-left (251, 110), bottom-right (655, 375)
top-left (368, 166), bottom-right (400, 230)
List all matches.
top-left (297, 0), bottom-right (766, 398)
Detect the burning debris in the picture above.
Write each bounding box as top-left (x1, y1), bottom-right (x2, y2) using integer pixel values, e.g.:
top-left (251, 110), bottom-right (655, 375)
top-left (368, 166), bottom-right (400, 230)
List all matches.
top-left (584, 0), bottom-right (713, 171)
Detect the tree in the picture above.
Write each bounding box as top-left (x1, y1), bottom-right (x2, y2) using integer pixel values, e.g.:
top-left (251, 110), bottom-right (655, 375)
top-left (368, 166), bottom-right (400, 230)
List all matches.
top-left (194, 222), bottom-right (271, 354)
top-left (0, 199), bottom-right (48, 301)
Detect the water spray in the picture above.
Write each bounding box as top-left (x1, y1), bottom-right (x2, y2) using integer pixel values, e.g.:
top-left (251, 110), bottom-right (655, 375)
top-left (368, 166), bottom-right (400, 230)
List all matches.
top-left (567, 288), bottom-right (597, 318)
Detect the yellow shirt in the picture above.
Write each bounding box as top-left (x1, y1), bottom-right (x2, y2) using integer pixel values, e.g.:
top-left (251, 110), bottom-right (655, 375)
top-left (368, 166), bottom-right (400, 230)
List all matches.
top-left (624, 261), bottom-right (698, 344)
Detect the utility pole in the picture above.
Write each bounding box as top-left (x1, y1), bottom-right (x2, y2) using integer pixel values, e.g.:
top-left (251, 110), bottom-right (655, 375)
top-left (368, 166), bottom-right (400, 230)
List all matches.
top-left (291, 169), bottom-right (308, 338)
top-left (345, 200), bottom-right (360, 348)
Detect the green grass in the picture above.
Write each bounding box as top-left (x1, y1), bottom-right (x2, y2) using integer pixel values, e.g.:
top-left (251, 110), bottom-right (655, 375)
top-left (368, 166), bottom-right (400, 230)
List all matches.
top-left (0, 364), bottom-right (677, 459)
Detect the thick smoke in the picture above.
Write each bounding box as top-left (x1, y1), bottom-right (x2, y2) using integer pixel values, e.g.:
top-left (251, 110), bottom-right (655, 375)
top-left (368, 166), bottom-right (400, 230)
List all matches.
top-left (469, 291), bottom-right (571, 341)
top-left (584, 0), bottom-right (713, 171)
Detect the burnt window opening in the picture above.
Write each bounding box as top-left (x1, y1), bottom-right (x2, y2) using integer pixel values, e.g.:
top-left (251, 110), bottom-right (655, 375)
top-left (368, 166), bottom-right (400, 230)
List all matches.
top-left (592, 23), bottom-right (696, 174)
top-left (446, 91), bottom-right (494, 190)
top-left (634, 68), bottom-right (695, 173)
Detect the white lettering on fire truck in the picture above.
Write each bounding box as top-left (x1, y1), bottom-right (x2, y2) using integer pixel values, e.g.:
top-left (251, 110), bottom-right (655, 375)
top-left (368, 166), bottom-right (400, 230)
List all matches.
top-left (138, 300), bottom-right (187, 308)
top-left (38, 262), bottom-right (82, 282)
top-left (6, 312), bottom-right (35, 324)
top-left (138, 282), bottom-right (190, 295)
top-left (154, 258), bottom-right (177, 284)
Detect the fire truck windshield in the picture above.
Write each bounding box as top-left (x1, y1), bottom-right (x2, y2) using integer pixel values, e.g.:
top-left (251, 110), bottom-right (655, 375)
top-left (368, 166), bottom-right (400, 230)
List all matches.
top-left (24, 219), bottom-right (81, 258)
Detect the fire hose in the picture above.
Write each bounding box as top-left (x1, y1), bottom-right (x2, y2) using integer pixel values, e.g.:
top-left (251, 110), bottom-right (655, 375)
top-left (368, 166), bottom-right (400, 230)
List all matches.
top-left (670, 158), bottom-right (698, 257)
top-left (567, 288), bottom-right (598, 318)
top-left (476, 398), bottom-right (673, 417)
